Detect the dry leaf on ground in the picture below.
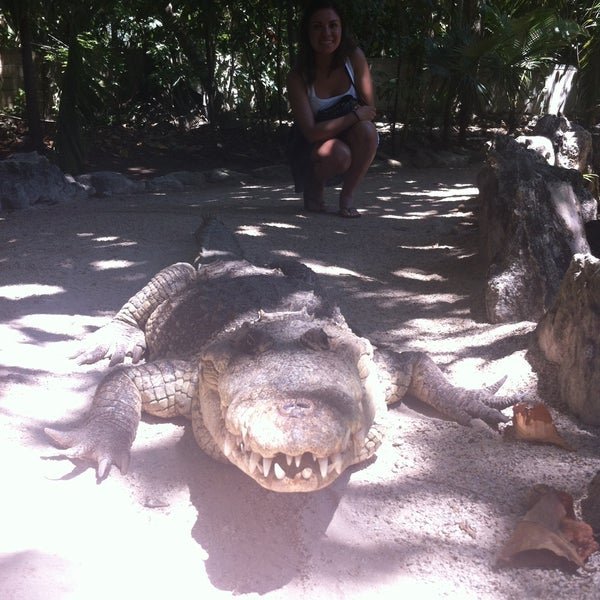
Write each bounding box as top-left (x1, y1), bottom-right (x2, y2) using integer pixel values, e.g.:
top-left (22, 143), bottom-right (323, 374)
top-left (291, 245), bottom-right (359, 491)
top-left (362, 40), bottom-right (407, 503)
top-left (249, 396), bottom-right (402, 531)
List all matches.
top-left (497, 485), bottom-right (599, 570)
top-left (506, 403), bottom-right (575, 451)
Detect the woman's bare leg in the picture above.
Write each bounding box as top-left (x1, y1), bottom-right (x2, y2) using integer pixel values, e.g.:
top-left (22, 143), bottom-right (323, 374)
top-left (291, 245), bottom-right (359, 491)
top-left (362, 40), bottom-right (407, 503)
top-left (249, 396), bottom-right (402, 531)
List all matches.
top-left (338, 121), bottom-right (378, 211)
top-left (304, 139), bottom-right (351, 211)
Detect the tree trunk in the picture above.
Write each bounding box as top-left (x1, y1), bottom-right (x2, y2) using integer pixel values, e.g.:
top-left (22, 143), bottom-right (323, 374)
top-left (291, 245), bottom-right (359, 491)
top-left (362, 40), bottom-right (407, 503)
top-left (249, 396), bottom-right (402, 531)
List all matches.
top-left (56, 31), bottom-right (85, 173)
top-left (8, 0), bottom-right (44, 151)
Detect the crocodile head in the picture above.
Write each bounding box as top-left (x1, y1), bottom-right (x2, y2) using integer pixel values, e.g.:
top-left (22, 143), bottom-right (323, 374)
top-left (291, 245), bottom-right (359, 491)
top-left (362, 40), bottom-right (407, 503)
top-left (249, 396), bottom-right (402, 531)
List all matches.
top-left (196, 313), bottom-right (385, 492)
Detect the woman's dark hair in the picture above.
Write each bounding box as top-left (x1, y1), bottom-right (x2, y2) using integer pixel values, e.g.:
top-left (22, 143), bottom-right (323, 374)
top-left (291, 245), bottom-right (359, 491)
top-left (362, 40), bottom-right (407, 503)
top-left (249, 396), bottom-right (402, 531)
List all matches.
top-left (294, 0), bottom-right (357, 84)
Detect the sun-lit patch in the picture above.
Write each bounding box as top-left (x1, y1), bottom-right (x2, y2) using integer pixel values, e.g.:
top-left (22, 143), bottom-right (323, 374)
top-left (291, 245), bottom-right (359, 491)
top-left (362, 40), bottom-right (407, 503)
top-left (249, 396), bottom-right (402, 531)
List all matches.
top-left (396, 244), bottom-right (456, 251)
top-left (90, 259), bottom-right (142, 271)
top-left (272, 249), bottom-right (301, 258)
top-left (303, 261), bottom-right (370, 279)
top-left (392, 269), bottom-right (447, 282)
top-left (13, 313), bottom-right (108, 336)
top-left (89, 236), bottom-right (137, 248)
top-left (236, 224), bottom-right (265, 237)
top-left (263, 222), bottom-right (301, 230)
top-left (379, 213), bottom-right (410, 220)
top-left (428, 186), bottom-right (479, 197)
top-left (93, 236), bottom-right (119, 242)
top-left (0, 284), bottom-right (65, 300)
top-left (382, 211), bottom-right (439, 219)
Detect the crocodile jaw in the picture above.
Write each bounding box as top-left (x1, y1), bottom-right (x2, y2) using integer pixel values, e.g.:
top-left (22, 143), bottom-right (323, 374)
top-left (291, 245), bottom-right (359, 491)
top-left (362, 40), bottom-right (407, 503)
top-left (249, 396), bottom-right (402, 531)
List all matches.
top-left (221, 426), bottom-right (373, 492)
top-left (196, 318), bottom-right (384, 492)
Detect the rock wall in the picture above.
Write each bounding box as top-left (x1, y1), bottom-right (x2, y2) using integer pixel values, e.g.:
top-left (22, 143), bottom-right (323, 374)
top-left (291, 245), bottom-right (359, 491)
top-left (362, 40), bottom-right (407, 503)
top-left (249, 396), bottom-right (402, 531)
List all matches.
top-left (0, 152), bottom-right (87, 209)
top-left (534, 253), bottom-right (600, 425)
top-left (0, 151), bottom-right (259, 210)
top-left (477, 135), bottom-right (596, 323)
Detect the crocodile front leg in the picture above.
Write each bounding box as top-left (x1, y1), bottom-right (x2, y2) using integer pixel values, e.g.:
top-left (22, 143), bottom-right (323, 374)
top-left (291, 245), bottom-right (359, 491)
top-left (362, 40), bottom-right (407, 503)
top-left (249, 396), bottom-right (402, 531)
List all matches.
top-left (375, 349), bottom-right (517, 427)
top-left (73, 262), bottom-right (197, 366)
top-left (45, 359), bottom-right (198, 479)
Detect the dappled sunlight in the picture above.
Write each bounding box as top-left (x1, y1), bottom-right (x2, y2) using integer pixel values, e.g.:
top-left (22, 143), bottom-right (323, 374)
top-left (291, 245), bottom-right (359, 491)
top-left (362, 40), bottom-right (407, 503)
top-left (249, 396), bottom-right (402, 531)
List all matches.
top-left (262, 221), bottom-right (301, 230)
top-left (304, 260), bottom-right (371, 279)
top-left (428, 185), bottom-right (478, 198)
top-left (90, 235), bottom-right (119, 242)
top-left (76, 232), bottom-right (138, 249)
top-left (0, 313), bottom-right (107, 371)
top-left (0, 283), bottom-right (64, 300)
top-left (236, 224), bottom-right (266, 237)
top-left (91, 259), bottom-right (143, 271)
top-left (272, 249), bottom-right (301, 259)
top-left (396, 243), bottom-right (456, 251)
top-left (392, 269), bottom-right (447, 283)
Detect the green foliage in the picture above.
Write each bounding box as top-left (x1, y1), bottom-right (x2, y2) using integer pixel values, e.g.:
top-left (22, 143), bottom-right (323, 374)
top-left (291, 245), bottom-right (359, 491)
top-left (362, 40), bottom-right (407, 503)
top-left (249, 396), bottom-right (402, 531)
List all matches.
top-left (1, 0), bottom-right (600, 164)
top-left (576, 2), bottom-right (600, 124)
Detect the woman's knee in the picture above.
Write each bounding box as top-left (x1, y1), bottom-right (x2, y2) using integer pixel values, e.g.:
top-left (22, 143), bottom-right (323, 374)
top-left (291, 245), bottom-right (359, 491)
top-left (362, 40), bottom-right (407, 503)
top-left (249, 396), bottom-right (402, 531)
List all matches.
top-left (315, 140), bottom-right (352, 174)
top-left (352, 121), bottom-right (378, 150)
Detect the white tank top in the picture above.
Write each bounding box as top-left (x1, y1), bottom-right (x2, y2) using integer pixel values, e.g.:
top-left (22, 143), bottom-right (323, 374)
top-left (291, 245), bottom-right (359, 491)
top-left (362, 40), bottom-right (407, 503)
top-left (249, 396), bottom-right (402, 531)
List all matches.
top-left (308, 59), bottom-right (357, 115)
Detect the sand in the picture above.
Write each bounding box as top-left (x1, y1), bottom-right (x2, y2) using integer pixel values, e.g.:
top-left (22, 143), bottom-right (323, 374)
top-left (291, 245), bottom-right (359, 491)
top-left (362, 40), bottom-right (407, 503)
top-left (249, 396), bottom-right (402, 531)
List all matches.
top-left (1, 163), bottom-right (599, 599)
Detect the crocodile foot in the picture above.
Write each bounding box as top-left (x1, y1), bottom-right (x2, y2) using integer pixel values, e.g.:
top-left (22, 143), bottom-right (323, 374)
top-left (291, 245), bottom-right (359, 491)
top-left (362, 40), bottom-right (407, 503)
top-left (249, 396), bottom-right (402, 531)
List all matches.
top-left (71, 319), bottom-right (146, 366)
top-left (45, 421), bottom-right (132, 480)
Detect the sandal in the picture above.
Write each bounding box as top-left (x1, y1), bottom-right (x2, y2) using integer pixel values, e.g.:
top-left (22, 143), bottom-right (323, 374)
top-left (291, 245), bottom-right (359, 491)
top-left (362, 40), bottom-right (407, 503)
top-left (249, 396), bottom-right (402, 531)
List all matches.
top-left (338, 206), bottom-right (361, 218)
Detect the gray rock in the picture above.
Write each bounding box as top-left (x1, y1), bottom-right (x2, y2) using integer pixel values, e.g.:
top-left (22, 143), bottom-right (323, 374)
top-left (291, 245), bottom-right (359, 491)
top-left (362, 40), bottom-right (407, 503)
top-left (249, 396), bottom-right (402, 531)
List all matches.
top-left (146, 175), bottom-right (186, 192)
top-left (0, 152), bottom-right (88, 209)
top-left (146, 171), bottom-right (208, 192)
top-left (75, 171), bottom-right (146, 196)
top-left (515, 135), bottom-right (555, 165)
top-left (532, 114), bottom-right (592, 172)
top-left (205, 168), bottom-right (248, 184)
top-left (534, 253), bottom-right (600, 425)
top-left (477, 135), bottom-right (596, 323)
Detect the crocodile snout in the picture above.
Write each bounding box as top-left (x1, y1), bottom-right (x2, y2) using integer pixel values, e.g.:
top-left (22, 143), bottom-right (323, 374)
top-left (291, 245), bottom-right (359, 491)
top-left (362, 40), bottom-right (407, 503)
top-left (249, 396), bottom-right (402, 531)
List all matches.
top-left (278, 399), bottom-right (315, 418)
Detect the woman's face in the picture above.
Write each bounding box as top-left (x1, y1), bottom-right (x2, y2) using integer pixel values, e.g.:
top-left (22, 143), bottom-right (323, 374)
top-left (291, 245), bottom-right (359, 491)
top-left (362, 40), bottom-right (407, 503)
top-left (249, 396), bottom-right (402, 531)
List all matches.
top-left (308, 8), bottom-right (342, 55)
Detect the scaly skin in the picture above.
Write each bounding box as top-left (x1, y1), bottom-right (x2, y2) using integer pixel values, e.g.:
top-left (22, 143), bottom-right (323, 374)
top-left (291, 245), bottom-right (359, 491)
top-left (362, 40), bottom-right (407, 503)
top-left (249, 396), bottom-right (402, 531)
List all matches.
top-left (46, 219), bottom-right (517, 490)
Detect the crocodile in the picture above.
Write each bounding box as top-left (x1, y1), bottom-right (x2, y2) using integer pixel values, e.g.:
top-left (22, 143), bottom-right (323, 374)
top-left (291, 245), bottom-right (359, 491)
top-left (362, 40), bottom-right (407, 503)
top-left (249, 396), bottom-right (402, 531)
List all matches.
top-left (46, 218), bottom-right (517, 492)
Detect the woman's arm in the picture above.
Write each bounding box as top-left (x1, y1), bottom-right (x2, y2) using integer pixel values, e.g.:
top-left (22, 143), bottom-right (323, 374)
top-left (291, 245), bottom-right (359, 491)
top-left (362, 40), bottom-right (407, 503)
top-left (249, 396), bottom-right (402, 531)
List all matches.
top-left (350, 47), bottom-right (375, 107)
top-left (286, 70), bottom-right (367, 144)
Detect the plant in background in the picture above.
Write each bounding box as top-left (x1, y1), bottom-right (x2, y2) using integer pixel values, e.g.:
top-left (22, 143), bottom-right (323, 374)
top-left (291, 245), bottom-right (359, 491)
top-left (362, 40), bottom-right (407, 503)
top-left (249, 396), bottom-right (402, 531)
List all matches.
top-left (575, 1), bottom-right (600, 125)
top-left (425, 3), bottom-right (581, 141)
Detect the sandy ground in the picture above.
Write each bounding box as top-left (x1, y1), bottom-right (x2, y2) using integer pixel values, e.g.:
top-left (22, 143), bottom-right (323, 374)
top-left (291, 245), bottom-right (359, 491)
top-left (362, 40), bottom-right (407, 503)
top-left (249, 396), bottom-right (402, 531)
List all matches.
top-left (1, 163), bottom-right (599, 599)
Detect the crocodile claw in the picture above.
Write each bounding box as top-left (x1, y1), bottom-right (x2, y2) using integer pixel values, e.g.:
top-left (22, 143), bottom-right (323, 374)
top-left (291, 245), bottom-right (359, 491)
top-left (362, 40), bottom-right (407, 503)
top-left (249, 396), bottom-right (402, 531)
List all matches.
top-left (45, 424), bottom-right (131, 481)
top-left (71, 320), bottom-right (146, 366)
top-left (449, 388), bottom-right (517, 429)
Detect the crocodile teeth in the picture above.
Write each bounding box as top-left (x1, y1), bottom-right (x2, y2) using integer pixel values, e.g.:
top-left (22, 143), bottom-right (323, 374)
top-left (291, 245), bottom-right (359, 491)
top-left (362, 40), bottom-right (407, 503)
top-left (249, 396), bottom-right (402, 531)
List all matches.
top-left (331, 452), bottom-right (343, 474)
top-left (248, 452), bottom-right (261, 474)
top-left (294, 455), bottom-right (302, 468)
top-left (222, 435), bottom-right (233, 458)
top-left (343, 430), bottom-right (351, 450)
top-left (241, 424), bottom-right (250, 446)
top-left (262, 457), bottom-right (273, 477)
top-left (318, 457), bottom-right (329, 479)
top-left (357, 355), bottom-right (371, 379)
top-left (301, 467), bottom-right (313, 480)
top-left (285, 454), bottom-right (293, 466)
top-left (273, 463), bottom-right (286, 480)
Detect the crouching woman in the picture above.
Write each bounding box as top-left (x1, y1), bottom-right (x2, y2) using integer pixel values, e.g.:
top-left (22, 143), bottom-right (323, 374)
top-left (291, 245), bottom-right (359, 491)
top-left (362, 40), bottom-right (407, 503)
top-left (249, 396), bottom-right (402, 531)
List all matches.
top-left (286, 0), bottom-right (378, 218)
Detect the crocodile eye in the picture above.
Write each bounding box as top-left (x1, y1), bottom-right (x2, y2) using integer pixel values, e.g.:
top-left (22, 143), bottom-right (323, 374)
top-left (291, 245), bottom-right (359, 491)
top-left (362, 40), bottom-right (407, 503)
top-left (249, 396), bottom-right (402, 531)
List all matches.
top-left (300, 327), bottom-right (330, 351)
top-left (237, 328), bottom-right (274, 355)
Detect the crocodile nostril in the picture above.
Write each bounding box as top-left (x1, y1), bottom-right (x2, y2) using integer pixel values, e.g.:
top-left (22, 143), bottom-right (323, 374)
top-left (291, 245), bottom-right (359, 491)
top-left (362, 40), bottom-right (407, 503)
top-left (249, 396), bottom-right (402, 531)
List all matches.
top-left (279, 399), bottom-right (314, 417)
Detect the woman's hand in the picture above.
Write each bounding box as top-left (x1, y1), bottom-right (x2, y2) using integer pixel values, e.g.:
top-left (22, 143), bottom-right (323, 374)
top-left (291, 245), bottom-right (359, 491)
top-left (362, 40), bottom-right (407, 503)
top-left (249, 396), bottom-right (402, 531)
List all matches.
top-left (354, 104), bottom-right (376, 122)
